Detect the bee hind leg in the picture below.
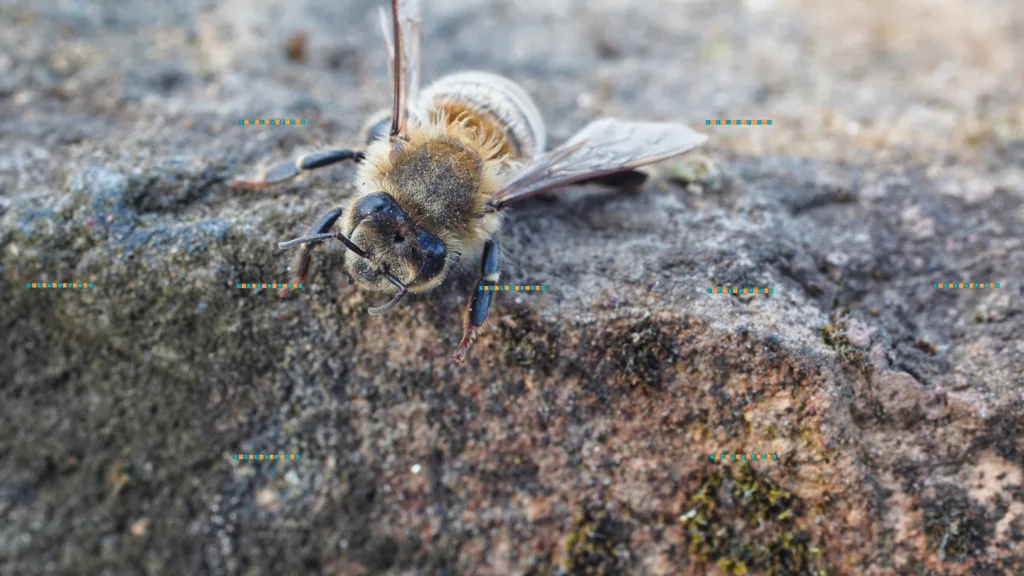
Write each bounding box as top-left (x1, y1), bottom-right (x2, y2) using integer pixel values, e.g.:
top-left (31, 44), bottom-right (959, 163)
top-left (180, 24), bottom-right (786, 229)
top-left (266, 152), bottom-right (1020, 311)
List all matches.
top-left (278, 207), bottom-right (346, 298)
top-left (231, 149), bottom-right (365, 189)
top-left (452, 238), bottom-right (500, 363)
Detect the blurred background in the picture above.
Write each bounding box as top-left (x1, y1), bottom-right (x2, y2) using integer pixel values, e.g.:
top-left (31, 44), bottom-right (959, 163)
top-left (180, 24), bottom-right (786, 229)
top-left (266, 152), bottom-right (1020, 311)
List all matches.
top-left (4, 0), bottom-right (1022, 191)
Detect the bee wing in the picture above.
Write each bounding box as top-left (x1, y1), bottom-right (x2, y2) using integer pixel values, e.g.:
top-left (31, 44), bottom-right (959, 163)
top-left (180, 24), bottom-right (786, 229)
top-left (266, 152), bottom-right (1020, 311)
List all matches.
top-left (378, 0), bottom-right (422, 138)
top-left (487, 118), bottom-right (708, 210)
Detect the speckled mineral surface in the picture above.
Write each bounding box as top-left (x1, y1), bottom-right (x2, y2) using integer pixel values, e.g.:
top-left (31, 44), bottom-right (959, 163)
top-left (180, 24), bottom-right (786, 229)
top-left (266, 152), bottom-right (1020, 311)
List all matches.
top-left (2, 0), bottom-right (1022, 574)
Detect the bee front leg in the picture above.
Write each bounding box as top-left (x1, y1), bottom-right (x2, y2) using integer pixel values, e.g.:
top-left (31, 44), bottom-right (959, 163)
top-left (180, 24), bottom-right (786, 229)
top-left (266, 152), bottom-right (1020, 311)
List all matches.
top-left (232, 149), bottom-right (365, 189)
top-left (452, 238), bottom-right (500, 363)
top-left (279, 207), bottom-right (346, 298)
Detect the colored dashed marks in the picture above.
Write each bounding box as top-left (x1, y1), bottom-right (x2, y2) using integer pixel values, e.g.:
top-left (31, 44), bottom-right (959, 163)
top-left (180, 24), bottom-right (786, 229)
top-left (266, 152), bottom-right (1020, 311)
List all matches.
top-left (706, 120), bottom-right (772, 126)
top-left (234, 454), bottom-right (301, 460)
top-left (479, 285), bottom-right (546, 291)
top-left (710, 453), bottom-right (778, 461)
top-left (236, 283), bottom-right (303, 289)
top-left (707, 287), bottom-right (774, 294)
top-left (933, 283), bottom-right (999, 289)
top-left (26, 282), bottom-right (94, 289)
top-left (239, 119), bottom-right (306, 125)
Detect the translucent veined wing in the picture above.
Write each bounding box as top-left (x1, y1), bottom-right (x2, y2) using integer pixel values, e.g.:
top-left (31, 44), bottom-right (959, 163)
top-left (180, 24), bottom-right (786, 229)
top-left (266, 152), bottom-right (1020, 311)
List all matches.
top-left (378, 0), bottom-right (422, 139)
top-left (486, 118), bottom-right (708, 210)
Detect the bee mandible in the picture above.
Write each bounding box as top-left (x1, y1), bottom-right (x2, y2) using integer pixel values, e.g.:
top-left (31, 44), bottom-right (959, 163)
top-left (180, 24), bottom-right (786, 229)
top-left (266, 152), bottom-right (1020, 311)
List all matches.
top-left (232, 0), bottom-right (708, 362)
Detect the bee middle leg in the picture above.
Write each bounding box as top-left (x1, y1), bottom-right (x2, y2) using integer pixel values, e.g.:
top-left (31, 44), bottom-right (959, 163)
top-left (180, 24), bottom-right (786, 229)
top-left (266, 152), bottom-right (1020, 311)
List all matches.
top-left (452, 238), bottom-right (500, 363)
top-left (232, 149), bottom-right (365, 189)
top-left (278, 206), bottom-right (348, 298)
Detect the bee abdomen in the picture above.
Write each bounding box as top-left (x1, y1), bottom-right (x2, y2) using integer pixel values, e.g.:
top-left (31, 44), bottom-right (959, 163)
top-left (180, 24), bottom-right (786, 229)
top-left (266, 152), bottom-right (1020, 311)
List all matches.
top-left (418, 71), bottom-right (547, 162)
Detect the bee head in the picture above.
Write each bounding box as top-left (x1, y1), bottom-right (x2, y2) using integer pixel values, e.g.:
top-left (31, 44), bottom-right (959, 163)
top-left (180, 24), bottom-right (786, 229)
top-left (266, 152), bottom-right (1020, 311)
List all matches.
top-left (345, 192), bottom-right (449, 292)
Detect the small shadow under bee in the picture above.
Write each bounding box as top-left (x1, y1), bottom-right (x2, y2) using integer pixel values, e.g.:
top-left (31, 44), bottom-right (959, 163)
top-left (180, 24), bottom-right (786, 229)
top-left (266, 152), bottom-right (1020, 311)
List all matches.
top-left (510, 171), bottom-right (649, 215)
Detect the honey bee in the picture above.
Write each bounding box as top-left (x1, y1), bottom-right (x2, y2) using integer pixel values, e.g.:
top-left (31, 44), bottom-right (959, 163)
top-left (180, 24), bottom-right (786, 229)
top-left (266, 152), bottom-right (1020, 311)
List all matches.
top-left (232, 0), bottom-right (708, 362)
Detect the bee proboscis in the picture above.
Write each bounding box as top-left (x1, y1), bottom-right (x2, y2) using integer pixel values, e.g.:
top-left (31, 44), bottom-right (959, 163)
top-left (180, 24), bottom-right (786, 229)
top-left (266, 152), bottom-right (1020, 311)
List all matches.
top-left (233, 0), bottom-right (708, 363)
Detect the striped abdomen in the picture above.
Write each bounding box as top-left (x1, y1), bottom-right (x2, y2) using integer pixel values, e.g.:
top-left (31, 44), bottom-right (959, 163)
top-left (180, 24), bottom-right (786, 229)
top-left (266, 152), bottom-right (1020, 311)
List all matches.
top-left (417, 71), bottom-right (547, 163)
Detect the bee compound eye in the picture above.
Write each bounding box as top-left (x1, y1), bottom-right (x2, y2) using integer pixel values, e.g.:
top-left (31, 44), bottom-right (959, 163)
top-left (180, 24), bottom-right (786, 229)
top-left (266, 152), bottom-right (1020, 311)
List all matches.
top-left (353, 193), bottom-right (387, 218)
top-left (408, 230), bottom-right (447, 283)
top-left (417, 231), bottom-right (446, 259)
top-left (352, 192), bottom-right (404, 224)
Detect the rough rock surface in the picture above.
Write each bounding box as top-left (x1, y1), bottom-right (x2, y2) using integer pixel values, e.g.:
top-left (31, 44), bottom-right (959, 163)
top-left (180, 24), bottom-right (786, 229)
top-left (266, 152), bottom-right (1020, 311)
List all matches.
top-left (2, 0), bottom-right (1022, 574)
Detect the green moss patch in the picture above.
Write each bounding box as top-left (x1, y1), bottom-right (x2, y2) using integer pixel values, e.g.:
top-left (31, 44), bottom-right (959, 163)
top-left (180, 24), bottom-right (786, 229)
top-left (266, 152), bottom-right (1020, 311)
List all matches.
top-left (604, 316), bottom-right (676, 391)
top-left (562, 504), bottom-right (631, 575)
top-left (678, 465), bottom-right (826, 575)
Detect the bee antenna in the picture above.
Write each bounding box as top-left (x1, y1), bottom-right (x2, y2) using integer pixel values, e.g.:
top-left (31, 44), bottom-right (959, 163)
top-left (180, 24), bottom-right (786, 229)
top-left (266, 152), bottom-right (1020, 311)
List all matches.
top-left (278, 231), bottom-right (371, 260)
top-left (368, 271), bottom-right (408, 315)
top-left (279, 220), bottom-right (411, 314)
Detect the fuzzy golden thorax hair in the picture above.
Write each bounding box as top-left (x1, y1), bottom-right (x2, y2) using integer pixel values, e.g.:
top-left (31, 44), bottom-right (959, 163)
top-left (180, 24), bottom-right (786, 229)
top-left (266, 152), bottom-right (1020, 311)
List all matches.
top-left (342, 110), bottom-right (513, 293)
